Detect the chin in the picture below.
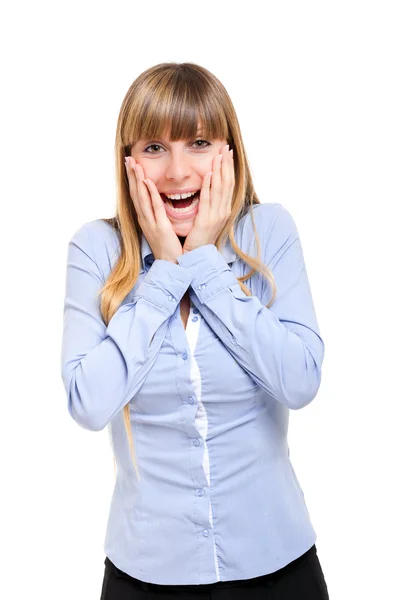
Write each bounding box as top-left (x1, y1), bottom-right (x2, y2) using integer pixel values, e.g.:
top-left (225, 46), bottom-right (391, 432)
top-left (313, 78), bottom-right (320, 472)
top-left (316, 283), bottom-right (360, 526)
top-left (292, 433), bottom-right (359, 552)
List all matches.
top-left (171, 221), bottom-right (194, 238)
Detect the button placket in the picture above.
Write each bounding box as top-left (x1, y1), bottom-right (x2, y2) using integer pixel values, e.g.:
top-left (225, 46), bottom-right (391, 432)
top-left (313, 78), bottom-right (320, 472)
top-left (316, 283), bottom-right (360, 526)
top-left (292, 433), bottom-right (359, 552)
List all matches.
top-left (169, 292), bottom-right (212, 554)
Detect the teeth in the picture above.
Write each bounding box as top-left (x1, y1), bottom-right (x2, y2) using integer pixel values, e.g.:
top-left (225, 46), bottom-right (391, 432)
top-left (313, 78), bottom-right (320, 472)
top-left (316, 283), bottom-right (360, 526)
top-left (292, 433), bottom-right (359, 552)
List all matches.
top-left (166, 196), bottom-right (200, 213)
top-left (165, 191), bottom-right (198, 200)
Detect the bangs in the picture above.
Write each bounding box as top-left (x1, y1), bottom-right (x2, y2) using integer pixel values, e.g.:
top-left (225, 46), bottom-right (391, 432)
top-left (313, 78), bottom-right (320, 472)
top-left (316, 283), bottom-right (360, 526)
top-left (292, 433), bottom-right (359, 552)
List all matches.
top-left (121, 70), bottom-right (230, 151)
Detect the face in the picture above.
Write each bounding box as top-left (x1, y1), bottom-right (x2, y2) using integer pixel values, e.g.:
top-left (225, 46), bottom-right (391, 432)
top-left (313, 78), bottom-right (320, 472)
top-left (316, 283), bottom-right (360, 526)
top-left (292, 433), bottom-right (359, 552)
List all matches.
top-left (130, 125), bottom-right (228, 238)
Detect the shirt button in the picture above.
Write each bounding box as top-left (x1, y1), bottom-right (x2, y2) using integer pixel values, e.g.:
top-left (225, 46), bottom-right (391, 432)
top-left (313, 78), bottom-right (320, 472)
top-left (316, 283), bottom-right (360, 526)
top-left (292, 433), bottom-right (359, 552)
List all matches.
top-left (202, 529), bottom-right (209, 537)
top-left (188, 397), bottom-right (194, 405)
top-left (196, 488), bottom-right (204, 496)
top-left (192, 316), bottom-right (199, 322)
top-left (168, 295), bottom-right (176, 301)
top-left (193, 308), bottom-right (199, 314)
top-left (198, 284), bottom-right (205, 290)
top-left (182, 351), bottom-right (188, 360)
top-left (193, 438), bottom-right (200, 446)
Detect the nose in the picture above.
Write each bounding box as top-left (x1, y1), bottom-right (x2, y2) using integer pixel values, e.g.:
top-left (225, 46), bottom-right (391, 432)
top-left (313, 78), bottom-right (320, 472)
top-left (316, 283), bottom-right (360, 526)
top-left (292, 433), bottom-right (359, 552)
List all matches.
top-left (164, 152), bottom-right (192, 181)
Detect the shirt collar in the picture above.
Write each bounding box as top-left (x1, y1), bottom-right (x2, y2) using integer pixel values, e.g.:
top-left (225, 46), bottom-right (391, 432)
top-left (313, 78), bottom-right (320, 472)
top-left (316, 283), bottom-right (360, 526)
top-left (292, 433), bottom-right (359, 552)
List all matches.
top-left (140, 233), bottom-right (237, 273)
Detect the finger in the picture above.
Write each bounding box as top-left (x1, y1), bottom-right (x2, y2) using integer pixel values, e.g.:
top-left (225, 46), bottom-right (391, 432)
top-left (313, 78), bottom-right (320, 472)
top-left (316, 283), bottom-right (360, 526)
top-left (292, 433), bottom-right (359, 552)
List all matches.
top-left (125, 157), bottom-right (143, 220)
top-left (125, 156), bottom-right (138, 200)
top-left (133, 163), bottom-right (157, 226)
top-left (143, 178), bottom-right (170, 226)
top-left (210, 152), bottom-right (223, 213)
top-left (221, 146), bottom-right (232, 184)
top-left (221, 147), bottom-right (235, 209)
top-left (198, 170), bottom-right (212, 218)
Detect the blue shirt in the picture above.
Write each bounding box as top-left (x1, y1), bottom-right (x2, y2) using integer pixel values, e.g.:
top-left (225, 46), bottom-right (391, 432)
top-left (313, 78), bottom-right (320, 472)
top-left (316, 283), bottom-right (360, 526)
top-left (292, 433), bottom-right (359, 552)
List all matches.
top-left (61, 201), bottom-right (325, 585)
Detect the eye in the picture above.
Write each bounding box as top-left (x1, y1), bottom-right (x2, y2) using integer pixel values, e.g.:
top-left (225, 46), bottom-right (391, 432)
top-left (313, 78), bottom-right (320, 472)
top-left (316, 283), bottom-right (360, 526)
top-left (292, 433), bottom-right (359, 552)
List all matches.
top-left (192, 139), bottom-right (211, 149)
top-left (144, 144), bottom-right (163, 154)
top-left (143, 139), bottom-right (212, 153)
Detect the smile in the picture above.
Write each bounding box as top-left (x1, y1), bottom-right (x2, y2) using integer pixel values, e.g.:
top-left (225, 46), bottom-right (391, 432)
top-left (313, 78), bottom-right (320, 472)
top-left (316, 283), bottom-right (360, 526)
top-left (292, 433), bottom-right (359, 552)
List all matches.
top-left (161, 192), bottom-right (201, 220)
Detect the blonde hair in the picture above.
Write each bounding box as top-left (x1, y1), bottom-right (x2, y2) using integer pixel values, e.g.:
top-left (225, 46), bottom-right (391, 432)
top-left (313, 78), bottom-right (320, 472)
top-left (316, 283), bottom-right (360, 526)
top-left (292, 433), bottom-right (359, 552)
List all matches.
top-left (97, 62), bottom-right (277, 481)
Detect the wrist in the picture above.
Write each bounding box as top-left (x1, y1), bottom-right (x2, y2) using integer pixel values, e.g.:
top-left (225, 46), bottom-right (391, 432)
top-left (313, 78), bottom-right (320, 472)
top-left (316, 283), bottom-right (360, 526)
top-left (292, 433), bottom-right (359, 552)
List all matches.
top-left (160, 257), bottom-right (179, 264)
top-left (154, 255), bottom-right (180, 264)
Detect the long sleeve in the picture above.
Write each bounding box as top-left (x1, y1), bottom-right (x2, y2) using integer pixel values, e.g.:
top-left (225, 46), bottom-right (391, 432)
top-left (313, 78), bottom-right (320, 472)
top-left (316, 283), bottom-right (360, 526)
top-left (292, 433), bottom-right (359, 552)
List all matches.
top-left (176, 205), bottom-right (324, 410)
top-left (60, 223), bottom-right (193, 431)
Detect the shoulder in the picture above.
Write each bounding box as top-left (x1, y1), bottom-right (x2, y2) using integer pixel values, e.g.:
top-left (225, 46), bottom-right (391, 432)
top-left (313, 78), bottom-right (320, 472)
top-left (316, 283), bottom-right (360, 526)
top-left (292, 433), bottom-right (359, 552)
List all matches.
top-left (250, 202), bottom-right (298, 232)
top-left (68, 218), bottom-right (121, 279)
top-left (237, 202), bottom-right (300, 265)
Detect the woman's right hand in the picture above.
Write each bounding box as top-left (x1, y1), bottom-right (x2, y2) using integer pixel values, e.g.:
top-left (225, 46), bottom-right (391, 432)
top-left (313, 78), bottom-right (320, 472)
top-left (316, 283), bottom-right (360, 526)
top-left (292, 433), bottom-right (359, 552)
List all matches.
top-left (125, 156), bottom-right (183, 263)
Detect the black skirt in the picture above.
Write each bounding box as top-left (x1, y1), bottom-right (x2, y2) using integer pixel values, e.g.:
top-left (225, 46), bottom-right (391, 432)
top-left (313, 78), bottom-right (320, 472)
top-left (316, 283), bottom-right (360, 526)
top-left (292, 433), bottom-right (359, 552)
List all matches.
top-left (100, 544), bottom-right (329, 599)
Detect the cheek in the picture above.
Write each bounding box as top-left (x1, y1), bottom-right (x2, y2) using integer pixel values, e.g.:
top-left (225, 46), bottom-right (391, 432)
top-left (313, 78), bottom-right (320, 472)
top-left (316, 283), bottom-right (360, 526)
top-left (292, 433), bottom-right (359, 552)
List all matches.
top-left (134, 161), bottom-right (160, 181)
top-left (135, 162), bottom-right (149, 179)
top-left (208, 151), bottom-right (223, 171)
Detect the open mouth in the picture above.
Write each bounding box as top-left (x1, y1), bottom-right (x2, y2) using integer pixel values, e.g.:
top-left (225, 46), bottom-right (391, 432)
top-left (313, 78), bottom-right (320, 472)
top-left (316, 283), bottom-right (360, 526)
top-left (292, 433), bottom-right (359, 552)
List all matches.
top-left (160, 190), bottom-right (201, 213)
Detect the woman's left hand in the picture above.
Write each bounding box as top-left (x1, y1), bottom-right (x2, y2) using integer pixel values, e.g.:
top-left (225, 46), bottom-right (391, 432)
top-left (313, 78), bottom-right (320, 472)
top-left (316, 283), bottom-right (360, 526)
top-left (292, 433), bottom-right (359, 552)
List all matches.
top-left (182, 144), bottom-right (235, 254)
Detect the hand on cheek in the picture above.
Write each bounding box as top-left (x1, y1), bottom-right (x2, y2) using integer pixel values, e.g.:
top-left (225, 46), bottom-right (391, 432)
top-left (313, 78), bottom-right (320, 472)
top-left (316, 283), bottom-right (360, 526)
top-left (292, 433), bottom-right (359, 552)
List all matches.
top-left (182, 144), bottom-right (235, 253)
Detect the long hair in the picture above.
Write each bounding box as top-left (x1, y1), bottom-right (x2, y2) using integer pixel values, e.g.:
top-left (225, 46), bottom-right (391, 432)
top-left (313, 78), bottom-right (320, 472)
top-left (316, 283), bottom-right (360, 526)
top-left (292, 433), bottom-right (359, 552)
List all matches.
top-left (96, 62), bottom-right (277, 480)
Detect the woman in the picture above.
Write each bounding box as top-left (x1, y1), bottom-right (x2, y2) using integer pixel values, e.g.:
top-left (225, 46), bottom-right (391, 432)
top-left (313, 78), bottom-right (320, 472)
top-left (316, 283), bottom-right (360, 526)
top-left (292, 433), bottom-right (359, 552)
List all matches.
top-left (61, 62), bottom-right (329, 599)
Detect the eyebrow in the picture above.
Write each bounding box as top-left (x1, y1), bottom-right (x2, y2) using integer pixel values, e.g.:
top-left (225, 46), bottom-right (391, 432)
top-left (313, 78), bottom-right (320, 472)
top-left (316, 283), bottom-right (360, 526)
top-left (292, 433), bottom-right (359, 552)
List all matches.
top-left (143, 131), bottom-right (205, 142)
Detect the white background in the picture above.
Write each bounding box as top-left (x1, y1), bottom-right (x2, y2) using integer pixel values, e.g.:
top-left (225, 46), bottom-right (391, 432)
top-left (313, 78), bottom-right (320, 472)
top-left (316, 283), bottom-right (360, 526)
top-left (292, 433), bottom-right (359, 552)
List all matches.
top-left (1, 1), bottom-right (399, 598)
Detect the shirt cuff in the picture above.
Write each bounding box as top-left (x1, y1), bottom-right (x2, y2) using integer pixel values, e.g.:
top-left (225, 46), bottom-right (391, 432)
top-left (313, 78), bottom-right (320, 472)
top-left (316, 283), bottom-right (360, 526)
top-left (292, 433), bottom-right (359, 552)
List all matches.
top-left (177, 244), bottom-right (239, 303)
top-left (132, 258), bottom-right (194, 314)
